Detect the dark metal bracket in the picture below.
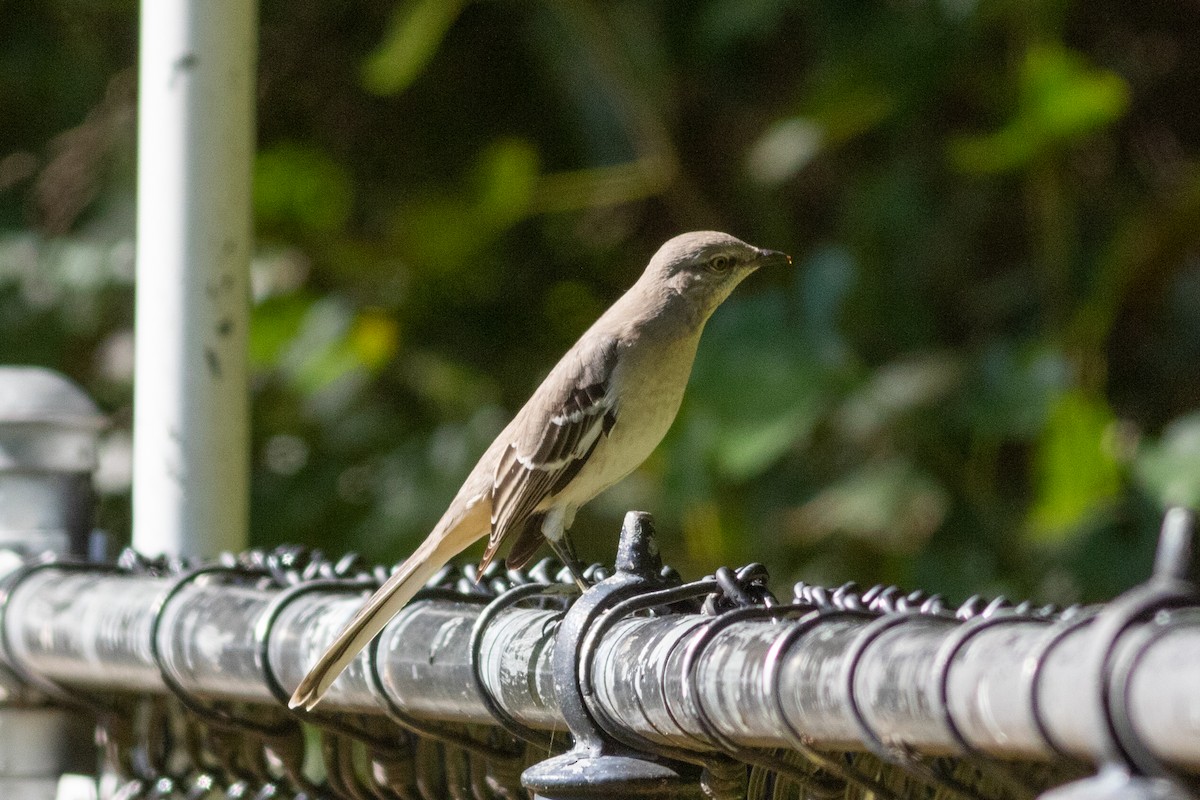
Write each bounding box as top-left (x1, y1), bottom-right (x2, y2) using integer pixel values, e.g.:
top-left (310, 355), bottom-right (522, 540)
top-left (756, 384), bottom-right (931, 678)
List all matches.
top-left (521, 511), bottom-right (706, 800)
top-left (1037, 507), bottom-right (1200, 800)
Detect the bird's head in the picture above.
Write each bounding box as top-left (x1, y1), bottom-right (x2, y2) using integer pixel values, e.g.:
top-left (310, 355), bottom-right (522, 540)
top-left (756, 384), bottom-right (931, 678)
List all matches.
top-left (645, 231), bottom-right (792, 319)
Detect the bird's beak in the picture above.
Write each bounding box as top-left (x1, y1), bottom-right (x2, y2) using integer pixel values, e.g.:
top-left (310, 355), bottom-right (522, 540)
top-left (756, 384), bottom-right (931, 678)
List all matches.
top-left (754, 248), bottom-right (792, 269)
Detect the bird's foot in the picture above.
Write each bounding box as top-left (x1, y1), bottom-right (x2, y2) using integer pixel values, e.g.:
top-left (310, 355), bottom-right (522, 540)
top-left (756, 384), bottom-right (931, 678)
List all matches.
top-left (545, 537), bottom-right (590, 592)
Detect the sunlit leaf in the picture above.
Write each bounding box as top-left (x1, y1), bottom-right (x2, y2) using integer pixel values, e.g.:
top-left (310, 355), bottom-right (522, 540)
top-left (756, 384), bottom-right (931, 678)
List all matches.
top-left (249, 292), bottom-right (313, 369)
top-left (474, 138), bottom-right (539, 227)
top-left (254, 144), bottom-right (353, 232)
top-left (361, 0), bottom-right (468, 96)
top-left (950, 45), bottom-right (1129, 174)
top-left (349, 309), bottom-right (400, 370)
top-left (1029, 390), bottom-right (1123, 540)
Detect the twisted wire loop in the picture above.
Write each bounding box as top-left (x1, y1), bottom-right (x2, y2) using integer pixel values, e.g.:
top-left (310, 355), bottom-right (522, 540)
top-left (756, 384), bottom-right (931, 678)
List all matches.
top-left (468, 581), bottom-right (577, 751)
top-left (788, 578), bottom-right (1088, 800)
top-left (363, 553), bottom-right (590, 799)
top-left (148, 561), bottom-right (314, 800)
top-left (931, 609), bottom-right (1055, 800)
top-left (664, 563), bottom-right (914, 800)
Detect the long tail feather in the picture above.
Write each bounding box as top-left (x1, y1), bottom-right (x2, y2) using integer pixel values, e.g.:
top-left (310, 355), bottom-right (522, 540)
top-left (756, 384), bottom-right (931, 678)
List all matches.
top-left (288, 507), bottom-right (484, 710)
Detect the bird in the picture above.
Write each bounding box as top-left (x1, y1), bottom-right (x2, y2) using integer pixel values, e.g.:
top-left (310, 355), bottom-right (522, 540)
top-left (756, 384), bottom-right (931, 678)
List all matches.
top-left (289, 230), bottom-right (791, 710)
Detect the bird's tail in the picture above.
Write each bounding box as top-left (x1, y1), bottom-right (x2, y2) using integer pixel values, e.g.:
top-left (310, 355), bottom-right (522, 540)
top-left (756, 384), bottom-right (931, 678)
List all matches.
top-left (288, 508), bottom-right (484, 711)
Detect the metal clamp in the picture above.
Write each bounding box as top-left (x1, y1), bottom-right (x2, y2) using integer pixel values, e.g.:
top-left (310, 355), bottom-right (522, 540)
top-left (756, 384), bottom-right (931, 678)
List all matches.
top-left (1036, 507), bottom-right (1200, 800)
top-left (521, 511), bottom-right (706, 800)
top-left (1091, 509), bottom-right (1198, 786)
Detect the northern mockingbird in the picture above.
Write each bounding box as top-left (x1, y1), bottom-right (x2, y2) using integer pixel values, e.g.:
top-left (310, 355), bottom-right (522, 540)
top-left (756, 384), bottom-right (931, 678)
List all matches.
top-left (290, 230), bottom-right (791, 710)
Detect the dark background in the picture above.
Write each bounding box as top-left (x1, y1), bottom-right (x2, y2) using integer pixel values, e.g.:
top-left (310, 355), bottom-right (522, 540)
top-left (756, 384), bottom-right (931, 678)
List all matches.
top-left (3, 0), bottom-right (1199, 605)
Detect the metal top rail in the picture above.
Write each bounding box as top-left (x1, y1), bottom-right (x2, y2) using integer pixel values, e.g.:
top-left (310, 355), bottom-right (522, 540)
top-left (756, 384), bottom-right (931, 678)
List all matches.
top-left (0, 510), bottom-right (1198, 799)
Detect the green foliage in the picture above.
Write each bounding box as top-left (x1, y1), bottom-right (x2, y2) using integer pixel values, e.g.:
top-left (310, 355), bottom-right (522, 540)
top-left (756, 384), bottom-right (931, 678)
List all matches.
top-left (1029, 390), bottom-right (1123, 540)
top-left (362, 0), bottom-right (468, 96)
top-left (951, 45), bottom-right (1130, 174)
top-left (4, 0), bottom-right (1200, 604)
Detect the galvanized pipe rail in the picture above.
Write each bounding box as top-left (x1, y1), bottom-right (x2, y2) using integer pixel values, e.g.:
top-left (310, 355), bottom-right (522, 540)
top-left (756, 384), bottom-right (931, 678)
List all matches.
top-left (1, 514), bottom-right (1199, 781)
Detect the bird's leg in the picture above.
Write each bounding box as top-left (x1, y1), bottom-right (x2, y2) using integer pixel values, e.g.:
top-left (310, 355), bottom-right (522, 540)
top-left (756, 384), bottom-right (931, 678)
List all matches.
top-left (541, 507), bottom-right (589, 590)
top-left (545, 535), bottom-right (589, 591)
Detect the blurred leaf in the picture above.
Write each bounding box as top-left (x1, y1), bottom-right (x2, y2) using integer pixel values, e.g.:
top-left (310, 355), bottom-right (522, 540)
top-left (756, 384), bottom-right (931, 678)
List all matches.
top-left (1029, 390), bottom-right (1123, 540)
top-left (249, 292), bottom-right (312, 369)
top-left (746, 117), bottom-right (824, 185)
top-left (281, 297), bottom-right (358, 395)
top-left (838, 352), bottom-right (962, 444)
top-left (685, 285), bottom-right (836, 482)
top-left (254, 144), bottom-right (353, 232)
top-left (692, 0), bottom-right (792, 50)
top-left (349, 308), bottom-right (401, 370)
top-left (474, 138), bottom-right (540, 228)
top-left (271, 299), bottom-right (398, 403)
top-left (962, 344), bottom-right (1069, 439)
top-left (950, 45), bottom-right (1129, 174)
top-left (361, 0), bottom-right (468, 96)
top-left (396, 138), bottom-right (540, 272)
top-left (808, 83), bottom-right (895, 144)
top-left (1134, 414), bottom-right (1200, 509)
top-left (786, 458), bottom-right (948, 552)
top-left (402, 350), bottom-right (499, 417)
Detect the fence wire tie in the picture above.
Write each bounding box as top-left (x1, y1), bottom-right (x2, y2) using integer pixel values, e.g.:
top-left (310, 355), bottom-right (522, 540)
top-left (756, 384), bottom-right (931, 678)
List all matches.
top-left (932, 607), bottom-right (1052, 800)
top-left (255, 575), bottom-right (391, 796)
top-left (682, 600), bottom-right (877, 798)
top-left (841, 610), bottom-right (983, 800)
top-left (0, 555), bottom-right (126, 712)
top-left (580, 576), bottom-right (720, 769)
top-left (151, 563), bottom-right (291, 738)
top-left (762, 605), bottom-right (903, 799)
top-left (1025, 609), bottom-right (1100, 761)
top-left (150, 562), bottom-right (311, 799)
top-left (364, 584), bottom-right (522, 764)
top-left (468, 580), bottom-right (576, 752)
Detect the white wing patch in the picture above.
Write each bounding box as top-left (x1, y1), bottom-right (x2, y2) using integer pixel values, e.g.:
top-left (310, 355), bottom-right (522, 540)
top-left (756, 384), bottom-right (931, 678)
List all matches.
top-left (482, 336), bottom-right (620, 570)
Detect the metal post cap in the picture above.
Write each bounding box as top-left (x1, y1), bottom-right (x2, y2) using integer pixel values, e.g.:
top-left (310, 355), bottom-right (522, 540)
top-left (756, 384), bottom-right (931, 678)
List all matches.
top-left (0, 367), bottom-right (106, 473)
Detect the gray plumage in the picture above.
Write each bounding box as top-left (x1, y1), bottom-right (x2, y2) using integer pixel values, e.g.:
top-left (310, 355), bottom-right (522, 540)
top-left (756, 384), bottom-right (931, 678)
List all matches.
top-left (289, 230), bottom-right (790, 710)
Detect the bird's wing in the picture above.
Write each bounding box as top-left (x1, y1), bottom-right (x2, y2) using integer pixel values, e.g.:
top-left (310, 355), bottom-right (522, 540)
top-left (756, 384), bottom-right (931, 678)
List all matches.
top-left (481, 335), bottom-right (619, 569)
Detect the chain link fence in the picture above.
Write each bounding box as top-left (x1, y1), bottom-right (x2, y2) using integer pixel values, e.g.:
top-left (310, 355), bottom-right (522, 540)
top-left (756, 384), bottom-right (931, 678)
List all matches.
top-left (1, 368), bottom-right (1198, 800)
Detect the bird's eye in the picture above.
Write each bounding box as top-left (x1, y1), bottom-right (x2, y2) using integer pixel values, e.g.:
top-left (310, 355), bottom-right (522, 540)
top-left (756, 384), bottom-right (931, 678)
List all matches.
top-left (707, 255), bottom-right (733, 273)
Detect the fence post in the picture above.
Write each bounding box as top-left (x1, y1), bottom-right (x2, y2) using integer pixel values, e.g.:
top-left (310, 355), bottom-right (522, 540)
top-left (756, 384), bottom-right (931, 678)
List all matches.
top-left (133, 0), bottom-right (256, 559)
top-left (0, 367), bottom-right (104, 800)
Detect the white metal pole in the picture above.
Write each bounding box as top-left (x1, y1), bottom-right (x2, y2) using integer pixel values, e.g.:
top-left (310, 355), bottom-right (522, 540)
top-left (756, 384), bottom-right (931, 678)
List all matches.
top-left (133, 0), bottom-right (256, 557)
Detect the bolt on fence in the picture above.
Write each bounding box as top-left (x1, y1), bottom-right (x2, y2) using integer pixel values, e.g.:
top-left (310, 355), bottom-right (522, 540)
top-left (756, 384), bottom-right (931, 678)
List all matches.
top-left (1, 368), bottom-right (1198, 800)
